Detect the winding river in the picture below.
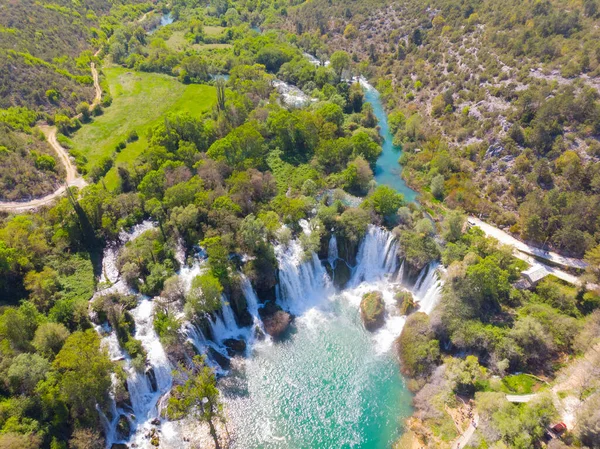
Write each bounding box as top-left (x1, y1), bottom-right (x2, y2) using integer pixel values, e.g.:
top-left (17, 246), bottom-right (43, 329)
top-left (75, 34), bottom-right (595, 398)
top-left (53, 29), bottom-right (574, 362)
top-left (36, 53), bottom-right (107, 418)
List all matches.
top-left (222, 79), bottom-right (425, 448)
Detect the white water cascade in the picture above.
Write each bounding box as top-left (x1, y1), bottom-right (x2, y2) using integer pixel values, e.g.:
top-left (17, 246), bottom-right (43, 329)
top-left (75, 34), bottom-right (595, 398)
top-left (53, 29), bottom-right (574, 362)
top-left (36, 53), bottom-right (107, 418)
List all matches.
top-left (275, 238), bottom-right (332, 315)
top-left (328, 234), bottom-right (339, 268)
top-left (210, 296), bottom-right (243, 343)
top-left (411, 262), bottom-right (443, 315)
top-left (340, 226), bottom-right (443, 354)
top-left (350, 225), bottom-right (399, 286)
top-left (94, 218), bottom-right (444, 448)
top-left (239, 274), bottom-right (268, 341)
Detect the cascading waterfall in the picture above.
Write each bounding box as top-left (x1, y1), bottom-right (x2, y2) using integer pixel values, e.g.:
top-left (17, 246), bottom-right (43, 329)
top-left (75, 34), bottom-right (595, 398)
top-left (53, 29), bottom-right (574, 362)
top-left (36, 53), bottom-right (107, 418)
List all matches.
top-left (328, 234), bottom-right (338, 268)
top-left (240, 274), bottom-right (267, 340)
top-left (275, 238), bottom-right (332, 314)
top-left (210, 296), bottom-right (244, 343)
top-left (94, 217), bottom-right (444, 448)
top-left (126, 298), bottom-right (173, 448)
top-left (411, 262), bottom-right (443, 315)
top-left (350, 225), bottom-right (399, 286)
top-left (95, 220), bottom-right (156, 297)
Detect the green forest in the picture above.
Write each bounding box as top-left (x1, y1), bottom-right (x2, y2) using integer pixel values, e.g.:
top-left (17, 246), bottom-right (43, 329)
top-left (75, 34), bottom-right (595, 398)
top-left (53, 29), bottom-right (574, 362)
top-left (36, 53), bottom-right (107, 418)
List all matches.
top-left (0, 0), bottom-right (599, 448)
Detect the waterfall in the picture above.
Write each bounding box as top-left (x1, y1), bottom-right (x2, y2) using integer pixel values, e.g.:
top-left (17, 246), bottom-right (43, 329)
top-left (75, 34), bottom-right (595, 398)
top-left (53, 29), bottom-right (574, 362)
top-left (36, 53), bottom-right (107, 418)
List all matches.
top-left (95, 220), bottom-right (156, 297)
top-left (396, 260), bottom-right (405, 284)
top-left (94, 298), bottom-right (173, 449)
top-left (275, 238), bottom-right (331, 314)
top-left (210, 296), bottom-right (244, 343)
top-left (411, 262), bottom-right (443, 315)
top-left (328, 234), bottom-right (338, 268)
top-left (272, 79), bottom-right (314, 107)
top-left (350, 225), bottom-right (398, 286)
top-left (123, 298), bottom-right (173, 448)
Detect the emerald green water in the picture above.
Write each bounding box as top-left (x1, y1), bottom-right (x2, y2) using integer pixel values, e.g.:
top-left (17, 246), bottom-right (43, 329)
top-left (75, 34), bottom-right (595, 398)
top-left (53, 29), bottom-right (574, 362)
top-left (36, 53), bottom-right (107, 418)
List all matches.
top-left (223, 297), bottom-right (413, 448)
top-left (221, 81), bottom-right (416, 448)
top-left (365, 84), bottom-right (418, 203)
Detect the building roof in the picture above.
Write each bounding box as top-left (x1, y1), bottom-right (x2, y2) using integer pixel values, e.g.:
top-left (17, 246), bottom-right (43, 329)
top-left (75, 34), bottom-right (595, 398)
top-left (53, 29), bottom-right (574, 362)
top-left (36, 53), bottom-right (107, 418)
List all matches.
top-left (522, 265), bottom-right (549, 284)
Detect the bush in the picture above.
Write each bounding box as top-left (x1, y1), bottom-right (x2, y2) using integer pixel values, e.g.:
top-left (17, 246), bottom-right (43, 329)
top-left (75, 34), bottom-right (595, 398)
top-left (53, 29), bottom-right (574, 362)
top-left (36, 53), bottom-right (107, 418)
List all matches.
top-left (35, 154), bottom-right (56, 171)
top-left (396, 312), bottom-right (440, 378)
top-left (127, 129), bottom-right (139, 142)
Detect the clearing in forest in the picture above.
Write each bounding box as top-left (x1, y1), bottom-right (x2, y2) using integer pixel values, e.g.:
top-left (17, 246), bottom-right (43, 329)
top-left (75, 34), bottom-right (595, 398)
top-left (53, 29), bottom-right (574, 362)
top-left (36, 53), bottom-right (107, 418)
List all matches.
top-left (70, 66), bottom-right (216, 189)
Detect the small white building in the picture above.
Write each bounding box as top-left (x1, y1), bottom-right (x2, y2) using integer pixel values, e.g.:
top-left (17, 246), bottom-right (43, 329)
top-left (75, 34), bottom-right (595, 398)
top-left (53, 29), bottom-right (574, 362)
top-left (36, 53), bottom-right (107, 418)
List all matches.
top-left (521, 265), bottom-right (549, 286)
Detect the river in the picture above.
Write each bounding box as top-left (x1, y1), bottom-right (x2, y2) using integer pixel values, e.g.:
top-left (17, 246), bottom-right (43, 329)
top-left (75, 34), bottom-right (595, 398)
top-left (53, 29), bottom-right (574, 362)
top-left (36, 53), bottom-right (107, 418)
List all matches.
top-left (94, 56), bottom-right (429, 448)
top-left (363, 82), bottom-right (418, 203)
top-left (221, 80), bottom-right (426, 448)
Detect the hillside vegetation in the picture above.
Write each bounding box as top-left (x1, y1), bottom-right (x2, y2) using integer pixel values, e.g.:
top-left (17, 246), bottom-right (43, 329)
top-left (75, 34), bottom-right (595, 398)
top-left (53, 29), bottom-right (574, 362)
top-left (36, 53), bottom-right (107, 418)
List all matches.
top-left (0, 0), bottom-right (148, 201)
top-left (0, 1), bottom-right (599, 448)
top-left (288, 0), bottom-right (600, 259)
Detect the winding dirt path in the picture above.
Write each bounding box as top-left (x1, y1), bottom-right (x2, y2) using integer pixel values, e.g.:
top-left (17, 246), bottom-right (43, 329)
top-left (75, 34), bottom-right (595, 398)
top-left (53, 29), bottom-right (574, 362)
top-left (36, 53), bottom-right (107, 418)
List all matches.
top-left (0, 61), bottom-right (101, 212)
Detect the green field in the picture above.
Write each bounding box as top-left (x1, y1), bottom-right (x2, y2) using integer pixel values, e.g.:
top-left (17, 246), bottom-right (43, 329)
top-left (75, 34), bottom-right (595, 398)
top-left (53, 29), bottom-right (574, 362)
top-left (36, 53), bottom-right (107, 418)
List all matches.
top-left (204, 25), bottom-right (226, 35)
top-left (166, 30), bottom-right (232, 52)
top-left (71, 67), bottom-right (216, 189)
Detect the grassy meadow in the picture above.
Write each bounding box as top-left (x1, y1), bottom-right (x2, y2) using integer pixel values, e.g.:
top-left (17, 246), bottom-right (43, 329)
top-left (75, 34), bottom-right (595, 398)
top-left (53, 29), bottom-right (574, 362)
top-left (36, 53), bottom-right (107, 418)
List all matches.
top-left (71, 67), bottom-right (216, 189)
top-left (165, 27), bottom-right (232, 52)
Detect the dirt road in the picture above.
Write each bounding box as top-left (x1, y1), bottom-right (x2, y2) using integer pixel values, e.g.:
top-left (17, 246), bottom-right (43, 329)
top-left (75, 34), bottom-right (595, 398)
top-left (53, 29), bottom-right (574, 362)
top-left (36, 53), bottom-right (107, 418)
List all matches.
top-left (468, 217), bottom-right (588, 270)
top-left (0, 61), bottom-right (100, 212)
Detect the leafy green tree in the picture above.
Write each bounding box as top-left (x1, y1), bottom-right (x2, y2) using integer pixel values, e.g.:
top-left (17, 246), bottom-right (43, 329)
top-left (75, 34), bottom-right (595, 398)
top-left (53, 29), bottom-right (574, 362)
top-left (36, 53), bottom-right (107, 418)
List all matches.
top-left (444, 210), bottom-right (464, 243)
top-left (365, 185), bottom-right (405, 218)
top-left (167, 356), bottom-right (225, 447)
top-left (0, 304), bottom-right (40, 351)
top-left (316, 102), bottom-right (344, 131)
top-left (239, 214), bottom-right (267, 254)
top-left (351, 131), bottom-right (381, 164)
top-left (465, 256), bottom-right (511, 313)
top-left (330, 51), bottom-right (351, 81)
top-left (76, 102), bottom-right (91, 121)
top-left (256, 45), bottom-right (293, 72)
top-left (24, 266), bottom-right (60, 312)
top-left (35, 155), bottom-right (56, 171)
top-left (314, 138), bottom-right (353, 173)
top-left (180, 56), bottom-right (210, 83)
top-left (32, 322), bottom-right (70, 359)
top-left (397, 312), bottom-right (440, 378)
top-left (186, 272), bottom-right (223, 316)
top-left (397, 229), bottom-right (440, 271)
top-left (388, 110), bottom-right (406, 135)
top-left (207, 122), bottom-right (265, 169)
top-left (509, 316), bottom-right (556, 368)
top-left (48, 329), bottom-right (112, 423)
top-left (445, 355), bottom-right (487, 395)
top-left (8, 353), bottom-right (50, 394)
top-left (430, 174), bottom-right (445, 200)
top-left (343, 156), bottom-right (373, 194)
top-left (338, 208), bottom-right (370, 243)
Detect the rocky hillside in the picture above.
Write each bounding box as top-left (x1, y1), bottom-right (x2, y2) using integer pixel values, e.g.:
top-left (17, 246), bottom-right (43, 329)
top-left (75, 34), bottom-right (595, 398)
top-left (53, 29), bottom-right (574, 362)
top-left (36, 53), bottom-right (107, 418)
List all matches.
top-left (0, 0), bottom-right (147, 201)
top-left (288, 0), bottom-right (600, 257)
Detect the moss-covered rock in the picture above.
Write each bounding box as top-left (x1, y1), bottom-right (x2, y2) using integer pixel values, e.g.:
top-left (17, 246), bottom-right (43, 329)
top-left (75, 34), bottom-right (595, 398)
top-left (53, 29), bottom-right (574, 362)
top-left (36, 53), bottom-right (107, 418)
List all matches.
top-left (360, 291), bottom-right (385, 331)
top-left (395, 290), bottom-right (418, 315)
top-left (116, 415), bottom-right (131, 440)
